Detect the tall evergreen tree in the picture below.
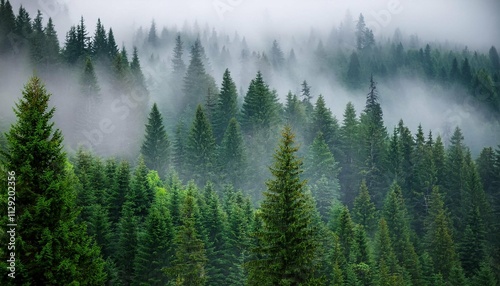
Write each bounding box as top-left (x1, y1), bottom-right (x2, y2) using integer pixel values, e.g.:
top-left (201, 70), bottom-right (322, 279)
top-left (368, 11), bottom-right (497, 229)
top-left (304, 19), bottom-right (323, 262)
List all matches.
top-left (186, 105), bottom-right (216, 186)
top-left (359, 76), bottom-right (388, 207)
top-left (80, 57), bottom-right (100, 96)
top-left (213, 68), bottom-right (239, 142)
top-left (218, 118), bottom-right (246, 188)
top-left (134, 190), bottom-right (174, 286)
top-left (241, 71), bottom-right (280, 135)
top-left (1, 76), bottom-right (106, 285)
top-left (247, 126), bottom-right (320, 285)
top-left (166, 190), bottom-right (208, 285)
top-left (172, 33), bottom-right (186, 75)
top-left (352, 180), bottom-right (377, 236)
top-left (141, 103), bottom-right (170, 175)
top-left (339, 102), bottom-right (361, 206)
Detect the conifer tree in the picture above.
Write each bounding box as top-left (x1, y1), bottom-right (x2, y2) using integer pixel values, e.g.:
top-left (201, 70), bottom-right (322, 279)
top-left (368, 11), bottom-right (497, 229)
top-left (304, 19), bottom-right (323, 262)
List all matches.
top-left (247, 126), bottom-right (320, 285)
top-left (1, 76), bottom-right (106, 285)
top-left (172, 33), bottom-right (186, 76)
top-left (359, 76), bottom-right (388, 207)
top-left (141, 103), bottom-right (170, 174)
top-left (116, 201), bottom-right (139, 285)
top-left (241, 71), bottom-right (280, 135)
top-left (424, 187), bottom-right (459, 280)
top-left (107, 28), bottom-right (118, 59)
top-left (183, 38), bottom-right (218, 111)
top-left (310, 94), bottom-right (340, 154)
top-left (186, 105), bottom-right (216, 186)
top-left (92, 18), bottom-right (108, 59)
top-left (218, 118), bottom-right (246, 188)
top-left (305, 132), bottom-right (341, 220)
top-left (213, 68), bottom-right (239, 142)
top-left (80, 57), bottom-right (100, 96)
top-left (339, 102), bottom-right (361, 206)
top-left (166, 190), bottom-right (208, 285)
top-left (352, 180), bottom-right (377, 236)
top-left (134, 190), bottom-right (174, 286)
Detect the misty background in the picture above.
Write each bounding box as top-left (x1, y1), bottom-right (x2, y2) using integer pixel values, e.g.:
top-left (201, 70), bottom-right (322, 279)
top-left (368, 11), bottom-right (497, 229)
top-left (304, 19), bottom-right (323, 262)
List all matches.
top-left (1, 0), bottom-right (500, 157)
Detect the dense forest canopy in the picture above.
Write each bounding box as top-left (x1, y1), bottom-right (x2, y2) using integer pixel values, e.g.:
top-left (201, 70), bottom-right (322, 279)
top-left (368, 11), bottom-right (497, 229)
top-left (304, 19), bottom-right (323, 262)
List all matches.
top-left (0, 0), bottom-right (499, 285)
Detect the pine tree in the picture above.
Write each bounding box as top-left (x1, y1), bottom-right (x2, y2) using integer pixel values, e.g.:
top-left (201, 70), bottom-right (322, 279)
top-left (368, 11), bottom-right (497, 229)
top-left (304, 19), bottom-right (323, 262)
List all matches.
top-left (80, 57), bottom-right (100, 96)
top-left (173, 121), bottom-right (188, 180)
top-left (107, 28), bottom-right (118, 59)
top-left (444, 127), bottom-right (466, 230)
top-left (339, 102), bottom-right (361, 206)
top-left (186, 105), bottom-right (216, 186)
top-left (347, 51), bottom-right (361, 88)
top-left (183, 38), bottom-right (218, 111)
top-left (382, 183), bottom-right (422, 286)
top-left (134, 190), bottom-right (174, 286)
top-left (352, 180), bottom-right (377, 236)
top-left (218, 118), bottom-right (246, 188)
top-left (241, 71), bottom-right (280, 135)
top-left (1, 76), bottom-right (106, 285)
top-left (247, 126), bottom-right (320, 285)
top-left (127, 157), bottom-right (154, 218)
top-left (108, 160), bottom-right (131, 225)
top-left (116, 201), bottom-right (139, 285)
top-left (270, 39), bottom-right (285, 70)
top-left (130, 46), bottom-right (147, 94)
top-left (200, 183), bottom-right (230, 286)
top-left (172, 33), bottom-right (186, 75)
top-left (166, 190), bottom-right (208, 285)
top-left (471, 261), bottom-right (497, 286)
top-left (92, 18), bottom-right (108, 59)
top-left (147, 20), bottom-right (159, 47)
top-left (310, 94), bottom-right (340, 155)
top-left (374, 218), bottom-right (399, 280)
top-left (141, 103), bottom-right (170, 174)
top-left (360, 76), bottom-right (388, 207)
top-left (213, 68), bottom-right (239, 143)
top-left (44, 17), bottom-right (60, 65)
top-left (424, 187), bottom-right (459, 280)
top-left (305, 132), bottom-right (341, 220)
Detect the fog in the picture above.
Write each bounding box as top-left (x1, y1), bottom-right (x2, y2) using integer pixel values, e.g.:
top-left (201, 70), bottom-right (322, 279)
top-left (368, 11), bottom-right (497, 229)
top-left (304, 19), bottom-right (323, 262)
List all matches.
top-left (2, 0), bottom-right (500, 157)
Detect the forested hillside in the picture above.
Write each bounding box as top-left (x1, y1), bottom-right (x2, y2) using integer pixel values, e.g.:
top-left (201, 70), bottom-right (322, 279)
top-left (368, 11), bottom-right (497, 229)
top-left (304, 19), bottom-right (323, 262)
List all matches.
top-left (0, 1), bottom-right (499, 285)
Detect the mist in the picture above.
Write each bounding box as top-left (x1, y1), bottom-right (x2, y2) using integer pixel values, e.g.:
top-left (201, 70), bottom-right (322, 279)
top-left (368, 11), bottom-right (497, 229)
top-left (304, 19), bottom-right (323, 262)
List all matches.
top-left (2, 0), bottom-right (500, 158)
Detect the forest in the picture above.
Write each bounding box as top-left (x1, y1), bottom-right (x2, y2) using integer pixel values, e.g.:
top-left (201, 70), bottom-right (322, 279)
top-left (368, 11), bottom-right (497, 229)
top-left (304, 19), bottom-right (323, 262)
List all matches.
top-left (0, 0), bottom-right (500, 285)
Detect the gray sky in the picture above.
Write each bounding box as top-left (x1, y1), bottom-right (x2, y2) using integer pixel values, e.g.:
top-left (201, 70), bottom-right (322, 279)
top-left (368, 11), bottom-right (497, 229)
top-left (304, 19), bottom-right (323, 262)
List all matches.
top-left (12, 0), bottom-right (500, 50)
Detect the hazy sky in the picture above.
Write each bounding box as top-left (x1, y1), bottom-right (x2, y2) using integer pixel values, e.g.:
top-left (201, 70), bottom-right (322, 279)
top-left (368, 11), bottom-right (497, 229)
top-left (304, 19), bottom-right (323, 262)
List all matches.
top-left (12, 0), bottom-right (500, 50)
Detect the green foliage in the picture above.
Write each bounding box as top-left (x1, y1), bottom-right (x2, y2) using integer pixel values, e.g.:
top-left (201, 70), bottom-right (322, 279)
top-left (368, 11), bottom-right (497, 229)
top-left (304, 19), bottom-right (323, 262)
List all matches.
top-left (1, 76), bottom-right (106, 285)
top-left (166, 190), bottom-right (208, 286)
top-left (141, 103), bottom-right (170, 175)
top-left (352, 180), bottom-right (377, 236)
top-left (218, 118), bottom-right (246, 188)
top-left (186, 105), bottom-right (216, 186)
top-left (213, 68), bottom-right (239, 143)
top-left (247, 126), bottom-right (320, 285)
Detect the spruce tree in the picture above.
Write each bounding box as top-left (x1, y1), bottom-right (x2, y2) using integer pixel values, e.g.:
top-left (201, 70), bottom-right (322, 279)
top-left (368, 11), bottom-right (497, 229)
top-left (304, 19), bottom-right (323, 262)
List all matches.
top-left (116, 201), bottom-right (139, 285)
top-left (310, 94), bottom-right (340, 154)
top-left (213, 68), bottom-right (239, 143)
top-left (172, 33), bottom-right (186, 76)
top-left (359, 76), bottom-right (388, 207)
top-left (247, 126), bottom-right (320, 285)
top-left (424, 187), bottom-right (459, 280)
top-left (166, 190), bottom-right (208, 285)
top-left (218, 118), bottom-right (246, 188)
top-left (80, 56), bottom-right (100, 96)
top-left (241, 71), bottom-right (280, 135)
top-left (352, 180), bottom-right (377, 236)
top-left (134, 190), bottom-right (174, 286)
top-left (186, 104), bottom-right (216, 186)
top-left (339, 102), bottom-right (361, 206)
top-left (1, 76), bottom-right (106, 284)
top-left (141, 103), bottom-right (170, 175)
top-left (92, 18), bottom-right (108, 59)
